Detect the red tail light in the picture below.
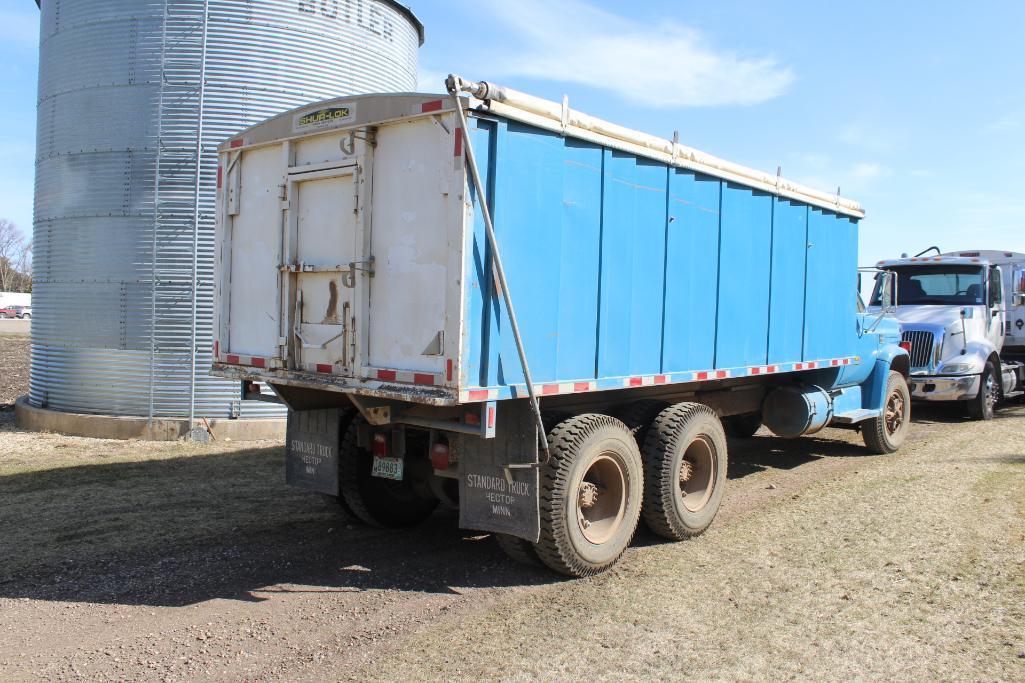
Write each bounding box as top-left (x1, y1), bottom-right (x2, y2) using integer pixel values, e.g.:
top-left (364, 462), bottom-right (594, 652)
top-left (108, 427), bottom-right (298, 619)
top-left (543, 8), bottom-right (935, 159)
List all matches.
top-left (899, 341), bottom-right (912, 353)
top-left (371, 432), bottom-right (388, 458)
top-left (430, 442), bottom-right (450, 470)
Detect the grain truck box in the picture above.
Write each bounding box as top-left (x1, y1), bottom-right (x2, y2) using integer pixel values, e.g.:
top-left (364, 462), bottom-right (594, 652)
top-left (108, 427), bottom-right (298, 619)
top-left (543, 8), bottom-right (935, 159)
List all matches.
top-left (211, 76), bottom-right (911, 576)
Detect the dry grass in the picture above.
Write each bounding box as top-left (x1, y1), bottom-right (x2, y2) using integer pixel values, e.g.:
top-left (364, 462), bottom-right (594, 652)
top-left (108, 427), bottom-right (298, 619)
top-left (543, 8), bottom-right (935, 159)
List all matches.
top-left (359, 405), bottom-right (1025, 682)
top-left (0, 334), bottom-right (29, 406)
top-left (0, 412), bottom-right (310, 583)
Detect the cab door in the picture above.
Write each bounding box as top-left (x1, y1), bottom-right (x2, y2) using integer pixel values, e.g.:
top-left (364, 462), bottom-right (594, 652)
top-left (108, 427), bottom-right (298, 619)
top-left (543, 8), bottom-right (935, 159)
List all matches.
top-left (986, 265), bottom-right (1005, 351)
top-left (1008, 264), bottom-right (1025, 348)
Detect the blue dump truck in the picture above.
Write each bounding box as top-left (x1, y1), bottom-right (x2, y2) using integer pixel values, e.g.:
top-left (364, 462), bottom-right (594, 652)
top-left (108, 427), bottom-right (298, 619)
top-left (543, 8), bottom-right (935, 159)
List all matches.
top-left (211, 75), bottom-right (911, 576)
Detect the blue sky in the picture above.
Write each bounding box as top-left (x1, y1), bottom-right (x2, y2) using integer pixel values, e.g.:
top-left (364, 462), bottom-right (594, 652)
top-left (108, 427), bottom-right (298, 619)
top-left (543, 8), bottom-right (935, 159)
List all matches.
top-left (3, 0), bottom-right (1024, 271)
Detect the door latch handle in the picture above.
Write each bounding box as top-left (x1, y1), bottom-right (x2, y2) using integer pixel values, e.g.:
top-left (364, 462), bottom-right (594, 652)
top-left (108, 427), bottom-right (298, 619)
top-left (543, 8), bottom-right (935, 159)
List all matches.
top-left (344, 256), bottom-right (376, 288)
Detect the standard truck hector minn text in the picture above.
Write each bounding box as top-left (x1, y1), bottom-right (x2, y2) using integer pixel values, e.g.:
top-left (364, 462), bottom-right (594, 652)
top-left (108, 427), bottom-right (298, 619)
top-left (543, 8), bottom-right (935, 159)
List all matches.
top-left (211, 75), bottom-right (911, 576)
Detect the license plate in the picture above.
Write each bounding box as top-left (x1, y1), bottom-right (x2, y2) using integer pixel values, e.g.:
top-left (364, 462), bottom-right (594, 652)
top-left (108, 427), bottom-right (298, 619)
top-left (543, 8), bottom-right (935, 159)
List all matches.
top-left (371, 456), bottom-right (404, 481)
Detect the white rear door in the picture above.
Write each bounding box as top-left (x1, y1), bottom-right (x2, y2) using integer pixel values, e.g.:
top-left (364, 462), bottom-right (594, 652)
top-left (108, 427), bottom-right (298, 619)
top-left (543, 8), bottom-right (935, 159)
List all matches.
top-left (222, 144), bottom-right (285, 363)
top-left (288, 167), bottom-right (360, 372)
top-left (367, 117), bottom-right (457, 378)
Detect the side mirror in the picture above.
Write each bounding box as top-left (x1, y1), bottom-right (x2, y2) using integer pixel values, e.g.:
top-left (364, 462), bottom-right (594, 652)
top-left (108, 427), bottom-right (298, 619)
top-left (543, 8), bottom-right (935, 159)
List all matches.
top-left (881, 271), bottom-right (897, 312)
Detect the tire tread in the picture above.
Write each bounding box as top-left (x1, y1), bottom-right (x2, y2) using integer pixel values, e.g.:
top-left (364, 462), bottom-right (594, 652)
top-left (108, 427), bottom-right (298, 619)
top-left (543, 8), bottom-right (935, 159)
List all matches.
top-left (641, 402), bottom-right (727, 540)
top-left (863, 371), bottom-right (910, 453)
top-left (533, 413), bottom-right (639, 577)
top-left (338, 417), bottom-right (438, 527)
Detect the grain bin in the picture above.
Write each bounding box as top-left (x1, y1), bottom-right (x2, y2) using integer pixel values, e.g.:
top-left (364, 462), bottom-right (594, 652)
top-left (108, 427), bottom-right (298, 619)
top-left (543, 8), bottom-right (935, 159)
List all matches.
top-left (28, 0), bottom-right (422, 432)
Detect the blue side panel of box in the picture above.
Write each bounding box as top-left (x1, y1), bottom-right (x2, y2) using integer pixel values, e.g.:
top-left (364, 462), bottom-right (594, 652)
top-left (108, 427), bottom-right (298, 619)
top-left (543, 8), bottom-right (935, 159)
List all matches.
top-left (596, 151), bottom-right (668, 378)
top-left (804, 208), bottom-right (859, 361)
top-left (714, 184), bottom-right (773, 369)
top-left (662, 169), bottom-right (721, 373)
top-left (768, 199), bottom-right (809, 364)
top-left (462, 116), bottom-right (862, 394)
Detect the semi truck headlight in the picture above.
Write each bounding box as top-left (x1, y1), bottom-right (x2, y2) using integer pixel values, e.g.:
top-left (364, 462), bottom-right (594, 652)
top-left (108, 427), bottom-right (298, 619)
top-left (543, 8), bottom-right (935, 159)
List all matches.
top-left (940, 363), bottom-right (975, 375)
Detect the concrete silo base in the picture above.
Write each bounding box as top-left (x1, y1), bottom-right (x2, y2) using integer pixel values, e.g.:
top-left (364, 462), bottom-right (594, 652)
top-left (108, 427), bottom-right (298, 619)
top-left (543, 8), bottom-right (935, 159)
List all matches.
top-left (14, 397), bottom-right (284, 442)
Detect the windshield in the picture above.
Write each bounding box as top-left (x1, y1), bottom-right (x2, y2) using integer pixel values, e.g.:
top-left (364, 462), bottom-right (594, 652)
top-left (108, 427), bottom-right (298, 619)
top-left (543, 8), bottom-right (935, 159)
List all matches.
top-left (871, 265), bottom-right (985, 306)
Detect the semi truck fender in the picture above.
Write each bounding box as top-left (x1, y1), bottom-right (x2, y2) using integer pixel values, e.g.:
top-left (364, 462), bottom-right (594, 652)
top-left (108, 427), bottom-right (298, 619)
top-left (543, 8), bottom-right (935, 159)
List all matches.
top-left (956, 340), bottom-right (1000, 374)
top-left (862, 347), bottom-right (910, 412)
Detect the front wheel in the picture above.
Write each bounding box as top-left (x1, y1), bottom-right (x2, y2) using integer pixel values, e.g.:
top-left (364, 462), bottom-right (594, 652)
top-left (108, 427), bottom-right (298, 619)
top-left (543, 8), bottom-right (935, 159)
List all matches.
top-left (534, 414), bottom-right (643, 577)
top-left (966, 362), bottom-right (998, 421)
top-left (862, 371), bottom-right (911, 453)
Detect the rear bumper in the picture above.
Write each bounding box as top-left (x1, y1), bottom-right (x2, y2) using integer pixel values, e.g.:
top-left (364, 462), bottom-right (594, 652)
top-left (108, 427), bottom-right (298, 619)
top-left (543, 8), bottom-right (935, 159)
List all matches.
top-left (210, 363), bottom-right (460, 406)
top-left (907, 374), bottom-right (980, 401)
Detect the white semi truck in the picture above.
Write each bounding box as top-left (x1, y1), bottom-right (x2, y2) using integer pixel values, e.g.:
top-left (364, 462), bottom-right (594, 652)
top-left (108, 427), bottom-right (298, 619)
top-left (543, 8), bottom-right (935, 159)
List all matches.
top-left (871, 249), bottom-right (1025, 419)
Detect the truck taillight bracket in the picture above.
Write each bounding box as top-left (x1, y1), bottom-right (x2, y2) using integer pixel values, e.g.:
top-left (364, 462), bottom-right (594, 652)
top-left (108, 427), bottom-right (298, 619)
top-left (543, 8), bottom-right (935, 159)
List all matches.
top-left (349, 394), bottom-right (496, 439)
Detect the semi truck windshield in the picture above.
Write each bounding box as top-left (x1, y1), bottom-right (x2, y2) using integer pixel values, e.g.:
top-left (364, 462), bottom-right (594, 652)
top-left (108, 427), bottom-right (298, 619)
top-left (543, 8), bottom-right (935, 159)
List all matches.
top-left (872, 265), bottom-right (985, 306)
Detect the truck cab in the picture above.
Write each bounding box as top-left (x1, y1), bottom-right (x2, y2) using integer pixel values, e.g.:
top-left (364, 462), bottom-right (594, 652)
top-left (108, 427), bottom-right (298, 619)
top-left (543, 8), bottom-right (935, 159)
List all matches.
top-left (870, 250), bottom-right (1025, 419)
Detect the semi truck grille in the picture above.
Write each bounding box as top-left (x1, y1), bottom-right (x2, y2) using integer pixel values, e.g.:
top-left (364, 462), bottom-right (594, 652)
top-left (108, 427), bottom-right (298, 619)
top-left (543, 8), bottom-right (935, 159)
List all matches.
top-left (901, 330), bottom-right (935, 369)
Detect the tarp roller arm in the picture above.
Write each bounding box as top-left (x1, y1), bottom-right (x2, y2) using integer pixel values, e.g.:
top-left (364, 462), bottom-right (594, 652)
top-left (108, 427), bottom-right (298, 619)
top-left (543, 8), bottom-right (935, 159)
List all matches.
top-left (447, 74), bottom-right (551, 468)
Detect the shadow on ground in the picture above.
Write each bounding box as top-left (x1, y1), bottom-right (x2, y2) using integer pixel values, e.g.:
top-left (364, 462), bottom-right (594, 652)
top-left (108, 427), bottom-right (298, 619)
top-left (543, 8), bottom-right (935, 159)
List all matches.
top-left (911, 396), bottom-right (1025, 425)
top-left (8, 393), bottom-right (989, 608)
top-left (0, 442), bottom-right (569, 607)
top-left (725, 429), bottom-right (872, 479)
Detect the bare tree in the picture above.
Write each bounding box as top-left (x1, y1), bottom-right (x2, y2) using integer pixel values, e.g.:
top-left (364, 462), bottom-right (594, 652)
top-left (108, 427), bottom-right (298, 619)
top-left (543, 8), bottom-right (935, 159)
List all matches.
top-left (0, 219), bottom-right (32, 293)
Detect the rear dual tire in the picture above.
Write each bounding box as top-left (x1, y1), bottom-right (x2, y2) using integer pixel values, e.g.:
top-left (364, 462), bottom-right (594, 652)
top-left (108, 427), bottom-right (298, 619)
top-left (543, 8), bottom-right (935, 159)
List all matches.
top-left (641, 403), bottom-right (729, 540)
top-left (533, 414), bottom-right (644, 577)
top-left (722, 412), bottom-right (762, 438)
top-left (323, 413), bottom-right (439, 528)
top-left (499, 406), bottom-right (731, 575)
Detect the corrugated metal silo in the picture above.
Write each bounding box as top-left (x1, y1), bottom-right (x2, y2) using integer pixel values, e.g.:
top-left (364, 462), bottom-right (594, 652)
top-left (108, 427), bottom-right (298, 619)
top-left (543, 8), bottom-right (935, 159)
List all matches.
top-left (30, 0), bottom-right (422, 426)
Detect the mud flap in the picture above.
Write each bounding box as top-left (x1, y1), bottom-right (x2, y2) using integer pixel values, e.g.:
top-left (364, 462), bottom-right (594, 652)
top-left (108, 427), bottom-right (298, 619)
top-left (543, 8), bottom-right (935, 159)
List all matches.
top-left (285, 408), bottom-right (341, 495)
top-left (454, 400), bottom-right (540, 543)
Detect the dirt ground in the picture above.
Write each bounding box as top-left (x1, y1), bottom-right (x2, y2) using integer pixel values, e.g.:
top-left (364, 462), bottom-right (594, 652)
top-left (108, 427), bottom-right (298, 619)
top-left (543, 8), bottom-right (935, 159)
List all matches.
top-left (0, 336), bottom-right (1023, 681)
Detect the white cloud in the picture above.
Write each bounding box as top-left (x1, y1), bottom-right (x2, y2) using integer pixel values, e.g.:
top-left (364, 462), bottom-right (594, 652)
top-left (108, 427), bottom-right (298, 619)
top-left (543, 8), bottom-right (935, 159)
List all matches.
top-left (850, 162), bottom-right (890, 182)
top-left (466, 0), bottom-right (793, 108)
top-left (788, 154), bottom-right (890, 196)
top-left (986, 113), bottom-right (1021, 133)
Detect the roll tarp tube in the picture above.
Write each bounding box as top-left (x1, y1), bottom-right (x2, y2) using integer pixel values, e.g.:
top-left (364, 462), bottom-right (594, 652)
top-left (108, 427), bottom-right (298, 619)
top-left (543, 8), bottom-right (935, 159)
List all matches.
top-left (449, 75), bottom-right (863, 218)
top-left (446, 75), bottom-right (551, 466)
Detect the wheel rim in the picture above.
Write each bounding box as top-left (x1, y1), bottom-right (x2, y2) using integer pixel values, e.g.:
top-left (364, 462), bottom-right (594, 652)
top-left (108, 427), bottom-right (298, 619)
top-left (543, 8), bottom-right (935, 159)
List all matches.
top-left (679, 436), bottom-right (716, 513)
top-left (884, 388), bottom-right (906, 436)
top-left (575, 453), bottom-right (627, 545)
top-left (984, 372), bottom-right (998, 412)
